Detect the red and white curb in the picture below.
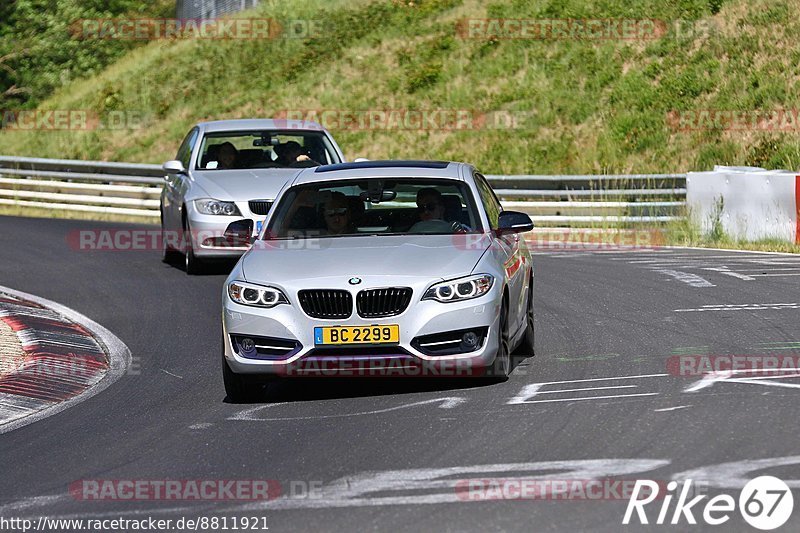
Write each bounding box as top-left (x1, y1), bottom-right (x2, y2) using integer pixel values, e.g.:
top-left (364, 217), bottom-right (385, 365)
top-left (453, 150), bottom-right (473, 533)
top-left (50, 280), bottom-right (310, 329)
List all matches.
top-left (0, 286), bottom-right (131, 434)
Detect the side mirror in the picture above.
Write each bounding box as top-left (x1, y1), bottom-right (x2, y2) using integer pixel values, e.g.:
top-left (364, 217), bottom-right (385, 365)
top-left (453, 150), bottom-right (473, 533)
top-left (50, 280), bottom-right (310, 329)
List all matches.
top-left (496, 211), bottom-right (534, 235)
top-left (224, 219), bottom-right (254, 247)
top-left (163, 160), bottom-right (186, 174)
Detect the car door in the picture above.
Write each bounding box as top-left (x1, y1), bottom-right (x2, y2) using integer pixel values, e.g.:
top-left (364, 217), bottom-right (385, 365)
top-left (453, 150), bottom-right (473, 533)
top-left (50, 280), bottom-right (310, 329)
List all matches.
top-left (164, 127), bottom-right (199, 232)
top-left (475, 172), bottom-right (527, 336)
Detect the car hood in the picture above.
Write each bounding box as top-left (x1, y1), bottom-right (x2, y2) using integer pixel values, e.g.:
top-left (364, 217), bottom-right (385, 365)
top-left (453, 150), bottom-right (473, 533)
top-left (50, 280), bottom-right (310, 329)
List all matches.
top-left (241, 234), bottom-right (492, 284)
top-left (190, 169), bottom-right (299, 201)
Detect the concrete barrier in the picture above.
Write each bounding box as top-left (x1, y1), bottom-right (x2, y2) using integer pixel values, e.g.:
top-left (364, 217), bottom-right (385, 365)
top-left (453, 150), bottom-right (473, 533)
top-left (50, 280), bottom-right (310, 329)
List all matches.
top-left (687, 166), bottom-right (800, 243)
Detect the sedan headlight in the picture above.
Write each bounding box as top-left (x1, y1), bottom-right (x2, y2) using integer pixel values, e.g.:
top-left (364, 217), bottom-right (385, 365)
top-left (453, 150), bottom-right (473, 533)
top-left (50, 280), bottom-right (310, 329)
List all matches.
top-left (228, 281), bottom-right (289, 308)
top-left (195, 199), bottom-right (241, 216)
top-left (423, 274), bottom-right (494, 303)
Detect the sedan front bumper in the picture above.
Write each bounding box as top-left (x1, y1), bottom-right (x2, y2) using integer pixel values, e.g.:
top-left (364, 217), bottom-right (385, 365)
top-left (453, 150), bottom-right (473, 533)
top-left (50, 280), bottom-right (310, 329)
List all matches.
top-left (186, 202), bottom-right (265, 258)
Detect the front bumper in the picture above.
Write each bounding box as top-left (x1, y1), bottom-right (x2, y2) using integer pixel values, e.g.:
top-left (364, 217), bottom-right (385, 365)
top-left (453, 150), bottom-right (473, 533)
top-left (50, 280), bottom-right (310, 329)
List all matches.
top-left (222, 284), bottom-right (502, 378)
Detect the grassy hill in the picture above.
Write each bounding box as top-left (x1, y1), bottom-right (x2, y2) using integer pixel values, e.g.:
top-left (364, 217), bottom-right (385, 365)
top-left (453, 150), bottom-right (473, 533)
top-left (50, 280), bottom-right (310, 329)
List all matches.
top-left (2, 0), bottom-right (800, 175)
top-left (0, 0), bottom-right (174, 109)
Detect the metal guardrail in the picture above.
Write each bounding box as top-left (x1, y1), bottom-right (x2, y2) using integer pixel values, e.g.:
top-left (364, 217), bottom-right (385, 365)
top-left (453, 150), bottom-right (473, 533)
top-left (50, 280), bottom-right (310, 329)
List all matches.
top-left (485, 172), bottom-right (686, 225)
top-left (0, 156), bottom-right (687, 224)
top-left (0, 156), bottom-right (163, 217)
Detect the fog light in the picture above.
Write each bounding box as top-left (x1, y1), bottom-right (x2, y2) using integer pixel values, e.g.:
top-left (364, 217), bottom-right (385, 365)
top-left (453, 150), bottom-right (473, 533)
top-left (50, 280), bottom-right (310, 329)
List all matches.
top-left (240, 338), bottom-right (255, 353)
top-left (462, 331), bottom-right (479, 349)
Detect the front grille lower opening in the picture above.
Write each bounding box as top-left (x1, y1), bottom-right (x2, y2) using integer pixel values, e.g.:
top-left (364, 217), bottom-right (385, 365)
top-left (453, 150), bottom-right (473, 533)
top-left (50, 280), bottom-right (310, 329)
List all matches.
top-left (304, 346), bottom-right (413, 357)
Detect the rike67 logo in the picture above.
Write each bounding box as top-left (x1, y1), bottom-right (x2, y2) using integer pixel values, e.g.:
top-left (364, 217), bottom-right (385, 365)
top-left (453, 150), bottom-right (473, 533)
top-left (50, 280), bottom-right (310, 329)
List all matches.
top-left (623, 476), bottom-right (793, 530)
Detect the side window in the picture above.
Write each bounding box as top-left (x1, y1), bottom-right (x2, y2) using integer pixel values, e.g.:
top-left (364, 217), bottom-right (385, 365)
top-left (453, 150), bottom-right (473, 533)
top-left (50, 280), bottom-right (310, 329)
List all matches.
top-left (175, 128), bottom-right (199, 168)
top-left (474, 173), bottom-right (501, 229)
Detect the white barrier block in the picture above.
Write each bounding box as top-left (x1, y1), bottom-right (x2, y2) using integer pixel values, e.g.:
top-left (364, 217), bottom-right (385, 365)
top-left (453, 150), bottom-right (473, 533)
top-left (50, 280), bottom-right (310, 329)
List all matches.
top-left (687, 166), bottom-right (799, 243)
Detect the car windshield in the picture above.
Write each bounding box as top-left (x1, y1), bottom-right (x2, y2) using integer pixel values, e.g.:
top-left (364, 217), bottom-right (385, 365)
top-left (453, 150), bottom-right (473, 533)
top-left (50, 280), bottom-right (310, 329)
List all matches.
top-left (195, 130), bottom-right (340, 170)
top-left (265, 178), bottom-right (484, 239)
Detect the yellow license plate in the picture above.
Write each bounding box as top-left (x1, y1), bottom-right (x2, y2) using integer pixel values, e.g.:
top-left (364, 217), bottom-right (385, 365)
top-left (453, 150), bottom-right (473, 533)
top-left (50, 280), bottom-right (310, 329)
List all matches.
top-left (314, 325), bottom-right (400, 345)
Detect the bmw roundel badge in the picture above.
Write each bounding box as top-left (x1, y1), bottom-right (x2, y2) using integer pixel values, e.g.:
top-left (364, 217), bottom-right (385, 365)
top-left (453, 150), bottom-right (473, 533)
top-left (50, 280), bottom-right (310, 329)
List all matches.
top-left (348, 277), bottom-right (362, 285)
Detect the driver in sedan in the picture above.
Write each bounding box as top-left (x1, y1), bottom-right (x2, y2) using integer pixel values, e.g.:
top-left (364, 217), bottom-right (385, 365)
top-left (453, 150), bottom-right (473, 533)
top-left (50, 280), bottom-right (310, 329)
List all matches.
top-left (275, 141), bottom-right (320, 168)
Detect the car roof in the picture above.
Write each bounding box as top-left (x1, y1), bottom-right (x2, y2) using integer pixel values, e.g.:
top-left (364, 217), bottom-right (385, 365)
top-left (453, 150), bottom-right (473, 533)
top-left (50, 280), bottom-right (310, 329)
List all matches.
top-left (197, 119), bottom-right (326, 133)
top-left (291, 160), bottom-right (470, 185)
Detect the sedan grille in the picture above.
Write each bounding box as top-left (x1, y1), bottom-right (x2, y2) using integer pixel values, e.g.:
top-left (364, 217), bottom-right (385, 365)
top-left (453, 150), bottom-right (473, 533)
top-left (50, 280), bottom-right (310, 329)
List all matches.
top-left (248, 200), bottom-right (273, 215)
top-left (298, 290), bottom-right (353, 319)
top-left (356, 288), bottom-right (413, 318)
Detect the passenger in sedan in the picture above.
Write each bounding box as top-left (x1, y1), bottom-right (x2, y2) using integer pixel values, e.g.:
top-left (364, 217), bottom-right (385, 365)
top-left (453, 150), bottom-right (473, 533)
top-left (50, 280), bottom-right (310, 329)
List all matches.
top-left (217, 142), bottom-right (239, 169)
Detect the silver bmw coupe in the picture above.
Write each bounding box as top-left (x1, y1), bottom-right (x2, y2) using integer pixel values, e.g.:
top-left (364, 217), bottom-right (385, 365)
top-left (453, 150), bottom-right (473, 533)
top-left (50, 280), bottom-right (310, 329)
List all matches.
top-left (221, 160), bottom-right (535, 401)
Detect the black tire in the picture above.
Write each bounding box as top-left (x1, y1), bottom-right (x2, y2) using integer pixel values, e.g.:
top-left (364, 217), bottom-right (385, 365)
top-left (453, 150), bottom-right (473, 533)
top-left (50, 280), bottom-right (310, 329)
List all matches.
top-left (183, 218), bottom-right (204, 275)
top-left (222, 353), bottom-right (263, 403)
top-left (486, 299), bottom-right (510, 382)
top-left (160, 215), bottom-right (181, 264)
top-left (512, 276), bottom-right (535, 359)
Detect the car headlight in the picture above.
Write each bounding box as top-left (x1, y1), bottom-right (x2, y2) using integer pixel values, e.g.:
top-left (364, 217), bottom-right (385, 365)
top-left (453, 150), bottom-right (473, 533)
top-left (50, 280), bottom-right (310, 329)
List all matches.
top-left (423, 274), bottom-right (494, 303)
top-left (195, 199), bottom-right (241, 216)
top-left (228, 281), bottom-right (289, 308)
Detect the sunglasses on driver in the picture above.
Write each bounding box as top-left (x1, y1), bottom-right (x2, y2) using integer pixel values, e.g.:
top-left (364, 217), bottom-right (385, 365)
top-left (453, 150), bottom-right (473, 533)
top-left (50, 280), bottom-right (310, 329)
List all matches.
top-left (324, 208), bottom-right (349, 217)
top-left (417, 202), bottom-right (442, 212)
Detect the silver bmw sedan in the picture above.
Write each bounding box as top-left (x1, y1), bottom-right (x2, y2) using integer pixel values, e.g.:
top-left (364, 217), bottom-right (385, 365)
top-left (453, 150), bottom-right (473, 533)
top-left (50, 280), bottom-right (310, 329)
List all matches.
top-left (160, 119), bottom-right (345, 274)
top-left (221, 160), bottom-right (535, 401)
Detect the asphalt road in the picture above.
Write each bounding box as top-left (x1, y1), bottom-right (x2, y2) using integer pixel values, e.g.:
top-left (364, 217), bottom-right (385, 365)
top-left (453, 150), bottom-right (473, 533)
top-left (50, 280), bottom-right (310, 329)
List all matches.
top-left (2, 215), bottom-right (800, 532)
